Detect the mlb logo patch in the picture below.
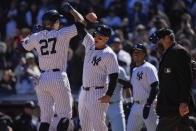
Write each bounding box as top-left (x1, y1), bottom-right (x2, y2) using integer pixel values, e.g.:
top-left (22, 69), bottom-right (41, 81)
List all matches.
top-left (164, 67), bottom-right (171, 73)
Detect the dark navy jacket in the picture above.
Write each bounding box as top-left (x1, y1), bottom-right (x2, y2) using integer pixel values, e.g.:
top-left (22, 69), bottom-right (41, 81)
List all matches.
top-left (157, 42), bottom-right (196, 117)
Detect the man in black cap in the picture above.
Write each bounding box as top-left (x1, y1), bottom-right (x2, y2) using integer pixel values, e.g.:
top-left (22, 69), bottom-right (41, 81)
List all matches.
top-left (13, 101), bottom-right (38, 131)
top-left (150, 28), bottom-right (196, 131)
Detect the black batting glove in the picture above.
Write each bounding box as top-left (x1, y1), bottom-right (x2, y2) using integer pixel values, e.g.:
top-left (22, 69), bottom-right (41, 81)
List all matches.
top-left (61, 2), bottom-right (73, 13)
top-left (143, 104), bottom-right (151, 119)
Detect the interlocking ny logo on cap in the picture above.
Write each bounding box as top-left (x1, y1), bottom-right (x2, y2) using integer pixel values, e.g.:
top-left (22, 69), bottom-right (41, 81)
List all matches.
top-left (92, 56), bottom-right (101, 66)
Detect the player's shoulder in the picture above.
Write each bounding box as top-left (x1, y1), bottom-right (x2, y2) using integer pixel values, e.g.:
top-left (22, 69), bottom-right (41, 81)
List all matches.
top-left (102, 46), bottom-right (117, 60)
top-left (104, 46), bottom-right (115, 54)
top-left (30, 30), bottom-right (48, 38)
top-left (143, 62), bottom-right (157, 71)
top-left (104, 46), bottom-right (117, 57)
top-left (59, 24), bottom-right (76, 32)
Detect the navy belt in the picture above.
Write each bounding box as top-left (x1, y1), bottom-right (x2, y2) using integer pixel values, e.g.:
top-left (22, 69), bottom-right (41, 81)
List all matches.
top-left (83, 86), bottom-right (104, 91)
top-left (41, 69), bottom-right (60, 73)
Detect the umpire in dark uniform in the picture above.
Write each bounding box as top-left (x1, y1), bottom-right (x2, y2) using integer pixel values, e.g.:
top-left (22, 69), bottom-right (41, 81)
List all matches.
top-left (150, 28), bottom-right (196, 131)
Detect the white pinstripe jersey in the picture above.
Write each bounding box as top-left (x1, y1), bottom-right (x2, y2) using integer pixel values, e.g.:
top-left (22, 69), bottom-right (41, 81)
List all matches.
top-left (131, 61), bottom-right (158, 101)
top-left (110, 66), bottom-right (129, 102)
top-left (82, 33), bottom-right (119, 87)
top-left (22, 24), bottom-right (77, 71)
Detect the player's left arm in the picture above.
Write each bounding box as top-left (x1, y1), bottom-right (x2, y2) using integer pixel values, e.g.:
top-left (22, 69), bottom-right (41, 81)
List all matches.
top-left (98, 73), bottom-right (118, 103)
top-left (146, 65), bottom-right (159, 105)
top-left (106, 73), bottom-right (119, 97)
top-left (143, 66), bottom-right (159, 119)
top-left (146, 81), bottom-right (159, 105)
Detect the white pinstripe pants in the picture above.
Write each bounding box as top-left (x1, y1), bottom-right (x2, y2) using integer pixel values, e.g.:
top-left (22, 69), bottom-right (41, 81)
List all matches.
top-left (127, 103), bottom-right (157, 131)
top-left (78, 87), bottom-right (109, 131)
top-left (35, 71), bottom-right (73, 124)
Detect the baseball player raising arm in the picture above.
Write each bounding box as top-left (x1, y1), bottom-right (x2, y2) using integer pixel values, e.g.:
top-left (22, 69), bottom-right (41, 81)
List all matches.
top-left (16, 3), bottom-right (86, 131)
top-left (77, 14), bottom-right (119, 131)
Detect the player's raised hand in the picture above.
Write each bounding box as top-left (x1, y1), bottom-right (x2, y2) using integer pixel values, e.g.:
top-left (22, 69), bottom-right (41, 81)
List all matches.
top-left (85, 12), bottom-right (98, 23)
top-left (98, 95), bottom-right (111, 103)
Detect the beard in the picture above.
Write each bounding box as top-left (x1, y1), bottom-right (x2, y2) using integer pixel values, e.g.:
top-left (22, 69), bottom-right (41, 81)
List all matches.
top-left (157, 43), bottom-right (164, 53)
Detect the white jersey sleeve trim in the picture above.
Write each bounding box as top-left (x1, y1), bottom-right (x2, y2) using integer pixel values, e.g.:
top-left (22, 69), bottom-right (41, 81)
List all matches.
top-left (146, 63), bottom-right (159, 84)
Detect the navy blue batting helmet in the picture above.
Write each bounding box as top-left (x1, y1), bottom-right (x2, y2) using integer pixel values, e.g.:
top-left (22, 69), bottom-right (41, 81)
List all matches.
top-left (133, 43), bottom-right (147, 53)
top-left (42, 10), bottom-right (60, 29)
top-left (93, 25), bottom-right (112, 37)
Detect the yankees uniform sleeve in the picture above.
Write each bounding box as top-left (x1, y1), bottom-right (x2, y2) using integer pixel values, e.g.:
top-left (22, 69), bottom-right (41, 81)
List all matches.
top-left (22, 34), bottom-right (37, 51)
top-left (146, 65), bottom-right (159, 84)
top-left (118, 67), bottom-right (131, 89)
top-left (106, 53), bottom-right (119, 75)
top-left (118, 67), bottom-right (129, 81)
top-left (146, 64), bottom-right (159, 105)
top-left (58, 24), bottom-right (77, 39)
top-left (82, 33), bottom-right (94, 48)
top-left (105, 53), bottom-right (120, 96)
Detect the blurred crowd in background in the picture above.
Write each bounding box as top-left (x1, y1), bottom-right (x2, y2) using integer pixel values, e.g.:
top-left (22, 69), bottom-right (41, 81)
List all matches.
top-left (0, 0), bottom-right (196, 130)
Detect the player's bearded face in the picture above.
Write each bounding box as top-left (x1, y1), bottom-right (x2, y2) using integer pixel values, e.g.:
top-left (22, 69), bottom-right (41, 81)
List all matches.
top-left (157, 39), bottom-right (164, 53)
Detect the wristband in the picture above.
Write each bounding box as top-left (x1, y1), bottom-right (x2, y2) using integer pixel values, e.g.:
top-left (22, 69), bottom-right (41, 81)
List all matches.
top-left (62, 2), bottom-right (73, 13)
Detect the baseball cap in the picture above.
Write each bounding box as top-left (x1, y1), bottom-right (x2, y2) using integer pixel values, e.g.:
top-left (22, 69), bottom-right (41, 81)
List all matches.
top-left (133, 43), bottom-right (147, 53)
top-left (24, 101), bottom-right (36, 109)
top-left (25, 52), bottom-right (34, 59)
